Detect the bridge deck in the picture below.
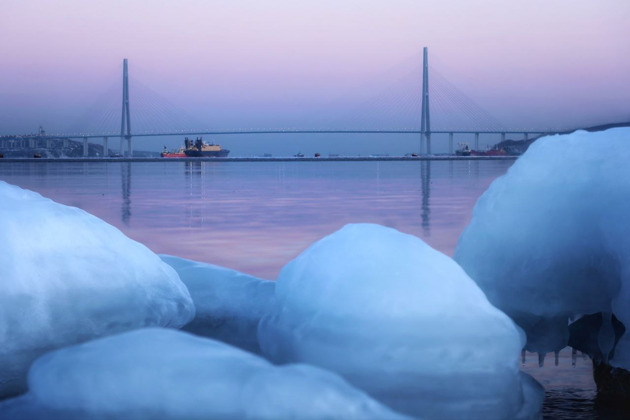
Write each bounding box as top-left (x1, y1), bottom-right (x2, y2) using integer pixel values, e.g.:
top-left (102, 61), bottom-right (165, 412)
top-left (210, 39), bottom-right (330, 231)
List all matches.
top-left (0, 155), bottom-right (518, 163)
top-left (45, 129), bottom-right (555, 139)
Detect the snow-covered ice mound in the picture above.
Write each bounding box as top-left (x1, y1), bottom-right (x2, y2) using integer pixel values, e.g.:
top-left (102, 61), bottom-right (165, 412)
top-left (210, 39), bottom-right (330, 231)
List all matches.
top-left (0, 182), bottom-right (195, 398)
top-left (454, 128), bottom-right (630, 369)
top-left (0, 328), bottom-right (406, 420)
top-left (160, 255), bottom-right (275, 354)
top-left (258, 223), bottom-right (543, 419)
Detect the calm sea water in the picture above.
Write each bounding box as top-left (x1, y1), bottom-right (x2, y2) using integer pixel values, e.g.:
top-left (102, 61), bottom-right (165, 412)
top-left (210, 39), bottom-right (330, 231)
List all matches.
top-left (0, 160), bottom-right (513, 279)
top-left (0, 159), bottom-right (602, 418)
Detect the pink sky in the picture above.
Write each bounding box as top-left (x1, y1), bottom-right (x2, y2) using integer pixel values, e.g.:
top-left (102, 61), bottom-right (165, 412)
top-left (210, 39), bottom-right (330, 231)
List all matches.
top-left (1, 0), bottom-right (629, 152)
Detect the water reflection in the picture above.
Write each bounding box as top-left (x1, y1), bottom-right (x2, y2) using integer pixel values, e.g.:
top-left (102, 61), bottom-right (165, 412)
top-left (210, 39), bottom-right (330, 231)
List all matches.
top-left (121, 162), bottom-right (131, 225)
top-left (0, 160), bottom-right (514, 278)
top-left (420, 160), bottom-right (431, 234)
top-left (184, 161), bottom-right (209, 224)
top-left (185, 161), bottom-right (204, 175)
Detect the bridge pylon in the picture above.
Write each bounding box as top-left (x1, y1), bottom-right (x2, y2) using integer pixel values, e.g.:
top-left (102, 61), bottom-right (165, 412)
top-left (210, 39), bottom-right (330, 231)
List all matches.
top-left (420, 47), bottom-right (431, 155)
top-left (120, 58), bottom-right (132, 157)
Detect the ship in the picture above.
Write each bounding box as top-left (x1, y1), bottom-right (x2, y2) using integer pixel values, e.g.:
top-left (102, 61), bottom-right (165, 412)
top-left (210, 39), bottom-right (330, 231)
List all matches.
top-left (470, 146), bottom-right (507, 157)
top-left (161, 138), bottom-right (230, 158)
top-left (183, 137), bottom-right (230, 157)
top-left (455, 143), bottom-right (471, 156)
top-left (455, 142), bottom-right (507, 157)
top-left (160, 146), bottom-right (186, 158)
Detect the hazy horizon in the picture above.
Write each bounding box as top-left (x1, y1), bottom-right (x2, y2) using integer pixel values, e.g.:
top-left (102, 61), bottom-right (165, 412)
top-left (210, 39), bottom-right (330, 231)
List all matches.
top-left (1, 0), bottom-right (629, 154)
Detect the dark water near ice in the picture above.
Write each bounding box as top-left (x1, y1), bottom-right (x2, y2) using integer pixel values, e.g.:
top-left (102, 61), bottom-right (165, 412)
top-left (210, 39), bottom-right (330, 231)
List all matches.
top-left (0, 159), bottom-right (608, 418)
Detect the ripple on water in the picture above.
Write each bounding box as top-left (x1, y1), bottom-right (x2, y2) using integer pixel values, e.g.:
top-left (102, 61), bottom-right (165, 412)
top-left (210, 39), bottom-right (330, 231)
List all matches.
top-left (521, 348), bottom-right (597, 419)
top-left (543, 388), bottom-right (596, 419)
top-left (522, 349), bottom-right (630, 419)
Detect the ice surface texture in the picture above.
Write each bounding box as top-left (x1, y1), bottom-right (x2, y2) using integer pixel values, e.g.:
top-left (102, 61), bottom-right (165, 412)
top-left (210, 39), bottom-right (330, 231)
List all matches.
top-left (0, 328), bottom-right (406, 419)
top-left (0, 182), bottom-right (195, 398)
top-left (160, 255), bottom-right (275, 354)
top-left (258, 223), bottom-right (543, 419)
top-left (454, 128), bottom-right (630, 369)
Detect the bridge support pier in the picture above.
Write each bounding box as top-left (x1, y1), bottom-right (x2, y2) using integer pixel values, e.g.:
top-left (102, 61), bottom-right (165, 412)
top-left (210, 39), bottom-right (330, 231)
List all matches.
top-left (501, 132), bottom-right (506, 143)
top-left (524, 132), bottom-right (529, 141)
top-left (449, 133), bottom-right (454, 155)
top-left (83, 136), bottom-right (88, 157)
top-left (475, 132), bottom-right (479, 150)
top-left (103, 136), bottom-right (108, 157)
top-left (420, 47), bottom-right (431, 155)
top-left (120, 59), bottom-right (132, 158)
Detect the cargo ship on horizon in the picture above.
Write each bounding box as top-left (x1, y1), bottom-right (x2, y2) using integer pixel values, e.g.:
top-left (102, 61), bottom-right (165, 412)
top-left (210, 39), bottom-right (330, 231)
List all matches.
top-left (161, 137), bottom-right (230, 158)
top-left (455, 142), bottom-right (507, 157)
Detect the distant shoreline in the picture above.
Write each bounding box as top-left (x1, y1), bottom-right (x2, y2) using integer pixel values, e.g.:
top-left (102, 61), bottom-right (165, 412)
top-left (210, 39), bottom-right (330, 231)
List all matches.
top-left (0, 156), bottom-right (518, 163)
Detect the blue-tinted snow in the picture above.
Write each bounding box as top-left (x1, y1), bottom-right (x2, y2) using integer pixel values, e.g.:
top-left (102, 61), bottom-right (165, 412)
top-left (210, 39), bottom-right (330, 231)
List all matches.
top-left (258, 223), bottom-right (543, 419)
top-left (0, 328), bottom-right (406, 420)
top-left (0, 181), bottom-right (195, 398)
top-left (455, 128), bottom-right (630, 370)
top-left (160, 255), bottom-right (275, 354)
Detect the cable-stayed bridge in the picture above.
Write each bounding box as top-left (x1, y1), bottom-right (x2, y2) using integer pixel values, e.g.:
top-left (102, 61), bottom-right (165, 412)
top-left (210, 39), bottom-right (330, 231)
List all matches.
top-left (1, 48), bottom-right (573, 157)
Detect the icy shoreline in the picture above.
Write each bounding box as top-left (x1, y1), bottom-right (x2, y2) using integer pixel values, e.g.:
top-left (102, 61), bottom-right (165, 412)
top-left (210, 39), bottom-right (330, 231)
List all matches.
top-left (0, 180), bottom-right (543, 418)
top-left (3, 128), bottom-right (630, 418)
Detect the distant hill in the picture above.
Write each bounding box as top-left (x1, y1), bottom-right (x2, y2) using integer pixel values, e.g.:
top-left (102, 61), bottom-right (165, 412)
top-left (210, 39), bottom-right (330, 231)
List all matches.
top-left (494, 121), bottom-right (630, 156)
top-left (580, 121), bottom-right (630, 132)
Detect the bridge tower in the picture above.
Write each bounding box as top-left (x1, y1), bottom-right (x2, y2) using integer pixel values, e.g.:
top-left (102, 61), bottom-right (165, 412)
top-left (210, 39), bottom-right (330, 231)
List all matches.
top-left (120, 58), bottom-right (132, 156)
top-left (420, 47), bottom-right (431, 155)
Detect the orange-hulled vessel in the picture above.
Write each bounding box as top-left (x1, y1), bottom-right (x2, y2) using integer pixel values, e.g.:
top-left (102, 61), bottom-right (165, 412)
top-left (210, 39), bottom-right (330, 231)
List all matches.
top-left (470, 147), bottom-right (507, 156)
top-left (161, 146), bottom-right (186, 158)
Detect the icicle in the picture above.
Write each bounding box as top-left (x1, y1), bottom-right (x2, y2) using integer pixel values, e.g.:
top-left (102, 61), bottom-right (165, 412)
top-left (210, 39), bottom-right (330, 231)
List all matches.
top-left (554, 350), bottom-right (559, 366)
top-left (538, 352), bottom-right (545, 367)
top-left (572, 348), bottom-right (577, 367)
top-left (521, 349), bottom-right (526, 365)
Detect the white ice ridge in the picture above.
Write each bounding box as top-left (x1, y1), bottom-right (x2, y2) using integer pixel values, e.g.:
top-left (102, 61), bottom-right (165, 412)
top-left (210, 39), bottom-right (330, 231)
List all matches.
top-left (0, 181), bottom-right (195, 398)
top-left (454, 127), bottom-right (630, 369)
top-left (0, 328), bottom-right (407, 420)
top-left (160, 255), bottom-right (275, 354)
top-left (258, 223), bottom-right (543, 419)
